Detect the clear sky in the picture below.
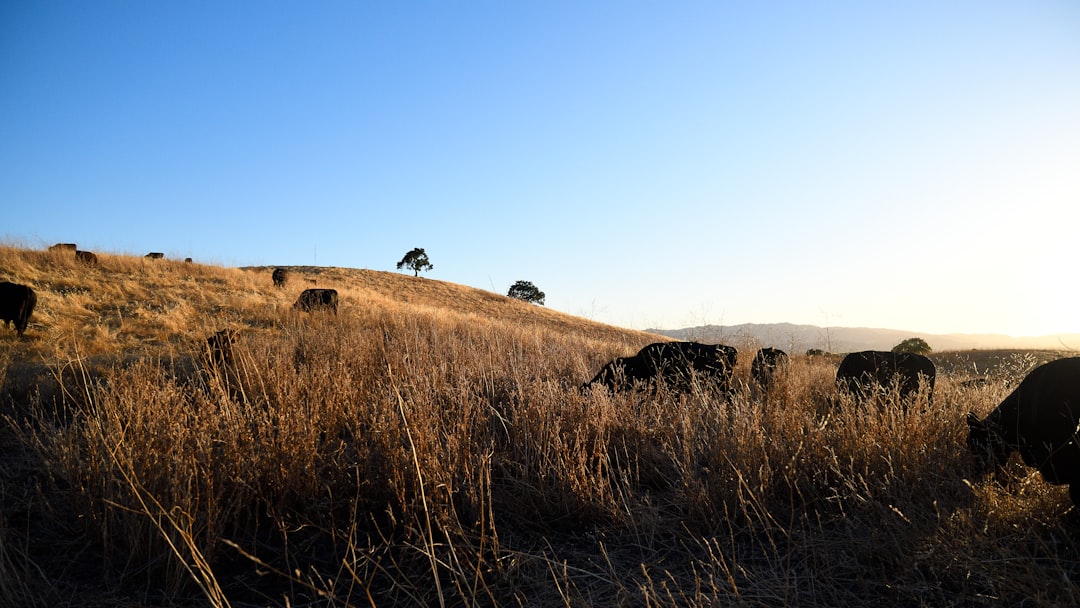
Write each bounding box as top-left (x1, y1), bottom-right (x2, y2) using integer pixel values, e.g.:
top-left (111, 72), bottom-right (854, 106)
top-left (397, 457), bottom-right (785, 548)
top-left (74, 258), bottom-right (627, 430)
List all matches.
top-left (3, 2), bottom-right (1079, 337)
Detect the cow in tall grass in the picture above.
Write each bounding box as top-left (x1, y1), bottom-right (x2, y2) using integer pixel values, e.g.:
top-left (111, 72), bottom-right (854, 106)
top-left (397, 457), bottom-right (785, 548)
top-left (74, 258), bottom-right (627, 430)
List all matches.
top-left (835, 350), bottom-right (935, 404)
top-left (294, 288), bottom-right (338, 314)
top-left (49, 243), bottom-right (77, 253)
top-left (966, 357), bottom-right (1080, 506)
top-left (751, 348), bottom-right (789, 389)
top-left (75, 250), bottom-right (98, 265)
top-left (272, 268), bottom-right (288, 288)
top-left (0, 281), bottom-right (37, 338)
top-left (584, 341), bottom-right (737, 394)
top-left (200, 328), bottom-right (247, 399)
top-left (205, 329), bottom-right (238, 369)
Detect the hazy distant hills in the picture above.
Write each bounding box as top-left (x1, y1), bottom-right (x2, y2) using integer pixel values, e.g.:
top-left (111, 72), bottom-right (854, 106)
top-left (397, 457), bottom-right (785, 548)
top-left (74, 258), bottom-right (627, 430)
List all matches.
top-left (646, 323), bottom-right (1080, 353)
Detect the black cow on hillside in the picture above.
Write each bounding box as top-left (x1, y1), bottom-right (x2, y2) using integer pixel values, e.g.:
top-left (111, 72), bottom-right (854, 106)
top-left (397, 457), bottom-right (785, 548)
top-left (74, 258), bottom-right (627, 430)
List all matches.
top-left (145, 252), bottom-right (164, 260)
top-left (967, 357), bottom-right (1080, 505)
top-left (294, 288), bottom-right (338, 314)
top-left (205, 329), bottom-right (238, 369)
top-left (0, 281), bottom-right (37, 338)
top-left (585, 356), bottom-right (644, 391)
top-left (75, 250), bottom-right (98, 265)
top-left (201, 328), bottom-right (246, 398)
top-left (49, 243), bottom-right (77, 253)
top-left (751, 348), bottom-right (790, 389)
top-left (835, 350), bottom-right (936, 404)
top-left (583, 341), bottom-right (737, 394)
top-left (272, 268), bottom-right (288, 288)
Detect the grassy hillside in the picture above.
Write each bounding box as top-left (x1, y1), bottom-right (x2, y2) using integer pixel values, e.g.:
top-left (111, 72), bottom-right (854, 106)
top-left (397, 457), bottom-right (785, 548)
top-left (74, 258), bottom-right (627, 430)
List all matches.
top-left (0, 246), bottom-right (647, 360)
top-left (2, 244), bottom-right (1079, 607)
top-left (0, 246), bottom-right (649, 402)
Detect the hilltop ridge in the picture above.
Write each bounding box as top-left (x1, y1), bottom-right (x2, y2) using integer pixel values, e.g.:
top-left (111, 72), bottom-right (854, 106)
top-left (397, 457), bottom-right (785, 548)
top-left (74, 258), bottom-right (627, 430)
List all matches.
top-left (6, 244), bottom-right (1074, 365)
top-left (243, 265), bottom-right (648, 345)
top-left (650, 322), bottom-right (1080, 353)
top-left (0, 245), bottom-right (654, 365)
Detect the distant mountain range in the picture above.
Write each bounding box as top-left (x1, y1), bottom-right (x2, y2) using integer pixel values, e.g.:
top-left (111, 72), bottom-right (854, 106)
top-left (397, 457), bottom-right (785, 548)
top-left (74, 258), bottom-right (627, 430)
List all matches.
top-left (646, 323), bottom-right (1080, 353)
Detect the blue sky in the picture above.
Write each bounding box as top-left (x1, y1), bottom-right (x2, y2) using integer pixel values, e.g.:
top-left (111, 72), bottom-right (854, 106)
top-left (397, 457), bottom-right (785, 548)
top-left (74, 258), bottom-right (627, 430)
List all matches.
top-left (3, 1), bottom-right (1079, 337)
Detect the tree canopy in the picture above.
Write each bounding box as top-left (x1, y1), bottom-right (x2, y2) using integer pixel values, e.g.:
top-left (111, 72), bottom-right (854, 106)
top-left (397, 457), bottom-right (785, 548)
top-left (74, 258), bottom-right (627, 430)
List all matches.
top-left (892, 337), bottom-right (932, 355)
top-left (396, 248), bottom-right (433, 277)
top-left (507, 280), bottom-right (545, 305)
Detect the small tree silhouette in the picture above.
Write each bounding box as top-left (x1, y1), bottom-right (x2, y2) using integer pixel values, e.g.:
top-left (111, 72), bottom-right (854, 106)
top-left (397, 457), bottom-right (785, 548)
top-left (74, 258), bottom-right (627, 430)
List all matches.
top-left (507, 280), bottom-right (545, 305)
top-left (893, 337), bottom-right (932, 355)
top-left (396, 248), bottom-right (433, 277)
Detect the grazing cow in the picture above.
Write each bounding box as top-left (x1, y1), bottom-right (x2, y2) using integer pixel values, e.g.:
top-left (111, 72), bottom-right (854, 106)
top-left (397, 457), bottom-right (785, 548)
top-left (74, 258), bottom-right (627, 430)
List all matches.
top-left (75, 250), bottom-right (98, 265)
top-left (184, 257), bottom-right (193, 263)
top-left (0, 281), bottom-right (37, 338)
top-left (836, 350), bottom-right (936, 403)
top-left (584, 341), bottom-right (737, 394)
top-left (49, 243), bottom-right (77, 252)
top-left (585, 356), bottom-right (648, 392)
top-left (294, 288), bottom-right (338, 314)
top-left (751, 348), bottom-right (790, 389)
top-left (966, 357), bottom-right (1080, 505)
top-left (272, 268), bottom-right (288, 288)
top-left (205, 328), bottom-right (238, 369)
top-left (145, 252), bottom-right (164, 259)
top-left (202, 329), bottom-right (245, 398)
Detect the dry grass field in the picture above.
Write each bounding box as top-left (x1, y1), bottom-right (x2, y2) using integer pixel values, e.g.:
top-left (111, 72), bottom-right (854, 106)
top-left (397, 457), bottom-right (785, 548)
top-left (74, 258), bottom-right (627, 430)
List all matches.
top-left (2, 243), bottom-right (1079, 607)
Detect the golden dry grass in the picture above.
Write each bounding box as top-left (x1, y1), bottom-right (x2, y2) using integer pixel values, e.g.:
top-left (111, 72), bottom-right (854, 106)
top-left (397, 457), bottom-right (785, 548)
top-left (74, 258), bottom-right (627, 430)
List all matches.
top-left (2, 243), bottom-right (1079, 607)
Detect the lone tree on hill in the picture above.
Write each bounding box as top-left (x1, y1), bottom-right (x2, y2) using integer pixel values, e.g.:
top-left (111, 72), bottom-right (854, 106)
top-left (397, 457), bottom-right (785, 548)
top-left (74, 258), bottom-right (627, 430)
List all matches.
top-left (508, 280), bottom-right (545, 305)
top-left (396, 248), bottom-right (433, 277)
top-left (893, 337), bottom-right (932, 355)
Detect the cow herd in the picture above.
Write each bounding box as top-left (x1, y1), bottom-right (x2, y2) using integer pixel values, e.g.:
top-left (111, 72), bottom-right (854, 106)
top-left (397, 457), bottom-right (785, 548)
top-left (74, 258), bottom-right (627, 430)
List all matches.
top-left (585, 342), bottom-right (1080, 506)
top-left (5, 248), bottom-right (1080, 507)
top-left (583, 343), bottom-right (937, 405)
top-left (48, 243), bottom-right (191, 265)
top-left (0, 258), bottom-right (341, 343)
top-left (268, 267), bottom-right (338, 313)
top-left (49, 243), bottom-right (172, 265)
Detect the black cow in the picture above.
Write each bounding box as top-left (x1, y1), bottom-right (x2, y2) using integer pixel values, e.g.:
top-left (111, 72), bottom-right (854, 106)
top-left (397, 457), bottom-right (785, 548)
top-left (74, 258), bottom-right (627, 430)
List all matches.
top-left (584, 341), bottom-right (737, 394)
top-left (0, 281), bottom-right (37, 338)
top-left (836, 350), bottom-right (936, 403)
top-left (49, 243), bottom-right (77, 252)
top-left (272, 268), bottom-right (288, 288)
top-left (967, 358), bottom-right (1080, 505)
top-left (75, 250), bottom-right (98, 265)
top-left (145, 252), bottom-right (164, 260)
top-left (751, 348), bottom-right (790, 389)
top-left (205, 328), bottom-right (238, 369)
top-left (585, 356), bottom-right (646, 391)
top-left (294, 288), bottom-right (338, 314)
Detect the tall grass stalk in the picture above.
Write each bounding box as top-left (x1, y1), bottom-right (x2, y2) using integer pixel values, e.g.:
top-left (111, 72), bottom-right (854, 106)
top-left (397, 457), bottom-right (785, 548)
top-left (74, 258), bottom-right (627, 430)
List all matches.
top-left (391, 365), bottom-right (446, 608)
